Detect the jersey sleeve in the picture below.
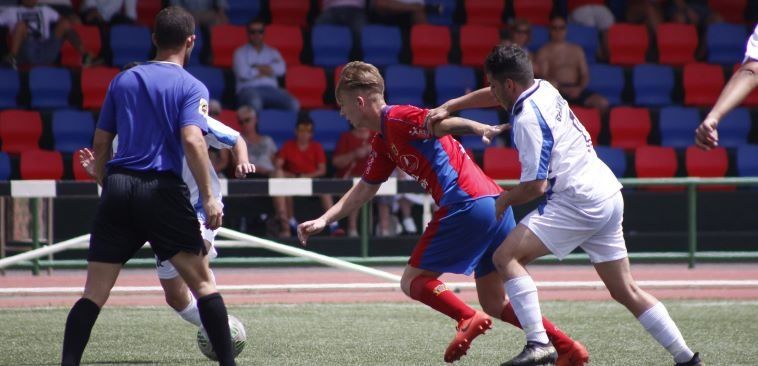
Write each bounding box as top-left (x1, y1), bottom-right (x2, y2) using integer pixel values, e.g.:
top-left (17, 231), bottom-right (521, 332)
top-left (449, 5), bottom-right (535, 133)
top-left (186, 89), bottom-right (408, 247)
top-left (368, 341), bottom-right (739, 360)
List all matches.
top-left (314, 142), bottom-right (326, 165)
top-left (180, 80), bottom-right (210, 132)
top-left (514, 101), bottom-right (553, 182)
top-left (361, 136), bottom-right (396, 184)
top-left (384, 106), bottom-right (433, 141)
top-left (204, 116), bottom-right (240, 149)
top-left (96, 77), bottom-right (117, 133)
top-left (745, 25), bottom-right (758, 62)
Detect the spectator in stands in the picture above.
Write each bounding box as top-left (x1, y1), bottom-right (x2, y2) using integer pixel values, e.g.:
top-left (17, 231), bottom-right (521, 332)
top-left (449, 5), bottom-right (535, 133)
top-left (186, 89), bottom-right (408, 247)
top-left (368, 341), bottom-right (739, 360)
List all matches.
top-left (39, 0), bottom-right (78, 21)
top-left (274, 118), bottom-right (341, 237)
top-left (80, 0), bottom-right (137, 25)
top-left (233, 19), bottom-right (300, 112)
top-left (536, 15), bottom-right (609, 113)
top-left (371, 0), bottom-right (443, 28)
top-left (332, 126), bottom-right (374, 237)
top-left (238, 105), bottom-right (278, 178)
top-left (316, 0), bottom-right (367, 37)
top-left (0, 0), bottom-right (93, 69)
top-left (568, 0), bottom-right (613, 60)
top-left (626, 0), bottom-right (666, 32)
top-left (169, 0), bottom-right (228, 27)
top-left (208, 99), bottom-right (230, 177)
top-left (502, 19), bottom-right (539, 75)
top-left (375, 169), bottom-right (421, 237)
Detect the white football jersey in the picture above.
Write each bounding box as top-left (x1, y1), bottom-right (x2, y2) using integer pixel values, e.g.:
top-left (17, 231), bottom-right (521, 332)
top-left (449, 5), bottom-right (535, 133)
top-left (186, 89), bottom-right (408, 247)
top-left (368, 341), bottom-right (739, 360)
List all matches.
top-left (744, 24), bottom-right (758, 63)
top-left (510, 79), bottom-right (622, 205)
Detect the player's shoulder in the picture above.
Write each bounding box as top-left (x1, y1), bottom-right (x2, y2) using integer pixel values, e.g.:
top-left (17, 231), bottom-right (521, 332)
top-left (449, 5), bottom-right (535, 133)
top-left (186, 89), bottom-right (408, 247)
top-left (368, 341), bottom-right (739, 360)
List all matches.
top-left (386, 105), bottom-right (427, 120)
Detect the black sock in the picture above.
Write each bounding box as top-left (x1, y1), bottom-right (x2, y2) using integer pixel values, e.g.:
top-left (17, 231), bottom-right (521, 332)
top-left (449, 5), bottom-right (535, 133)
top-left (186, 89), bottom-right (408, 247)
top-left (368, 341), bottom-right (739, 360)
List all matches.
top-left (197, 293), bottom-right (236, 366)
top-left (61, 298), bottom-right (101, 366)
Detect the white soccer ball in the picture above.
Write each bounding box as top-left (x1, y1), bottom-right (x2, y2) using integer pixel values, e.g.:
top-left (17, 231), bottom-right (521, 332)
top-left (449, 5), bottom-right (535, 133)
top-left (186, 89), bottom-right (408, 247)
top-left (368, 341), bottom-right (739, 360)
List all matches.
top-left (197, 315), bottom-right (247, 361)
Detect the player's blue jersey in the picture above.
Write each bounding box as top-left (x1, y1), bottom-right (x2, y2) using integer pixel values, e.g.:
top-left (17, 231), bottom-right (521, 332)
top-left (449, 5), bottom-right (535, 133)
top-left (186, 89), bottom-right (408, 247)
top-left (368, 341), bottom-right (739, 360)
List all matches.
top-left (97, 61), bottom-right (210, 177)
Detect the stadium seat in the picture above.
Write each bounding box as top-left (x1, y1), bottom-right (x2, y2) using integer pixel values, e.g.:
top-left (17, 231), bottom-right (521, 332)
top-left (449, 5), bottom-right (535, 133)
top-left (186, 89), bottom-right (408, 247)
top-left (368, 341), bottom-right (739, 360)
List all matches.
top-left (659, 107), bottom-right (700, 148)
top-left (434, 65), bottom-right (476, 105)
top-left (683, 63), bottom-right (725, 107)
top-left (527, 25), bottom-right (549, 53)
top-left (136, 0), bottom-right (161, 28)
top-left (362, 25), bottom-right (402, 67)
top-left (571, 106), bottom-right (601, 144)
top-left (52, 110), bottom-right (95, 153)
top-left (465, 0), bottom-right (505, 26)
top-left (258, 110), bottom-right (297, 147)
top-left (459, 25), bottom-right (499, 67)
top-left (81, 67), bottom-right (120, 109)
top-left (210, 24), bottom-right (246, 68)
top-left (634, 146), bottom-right (677, 178)
top-left (459, 109), bottom-right (500, 126)
top-left (29, 67), bottom-right (71, 109)
top-left (718, 108), bottom-right (751, 147)
top-left (706, 23), bottom-right (748, 65)
top-left (587, 64), bottom-right (624, 106)
top-left (483, 147), bottom-right (521, 179)
top-left (686, 146), bottom-right (728, 177)
top-left (264, 24), bottom-right (302, 66)
top-left (110, 25), bottom-right (152, 67)
top-left (310, 109), bottom-right (350, 151)
top-left (656, 23), bottom-right (697, 66)
top-left (385, 65), bottom-right (426, 106)
top-left (216, 109), bottom-right (240, 132)
top-left (187, 28), bottom-right (204, 66)
top-left (410, 24), bottom-right (451, 67)
top-left (736, 145), bottom-right (758, 176)
top-left (0, 68), bottom-right (19, 108)
top-left (0, 152), bottom-right (10, 180)
top-left (285, 65), bottom-right (326, 109)
top-left (0, 110), bottom-right (42, 154)
top-left (20, 150), bottom-right (63, 180)
top-left (333, 64), bottom-right (345, 88)
top-left (708, 0), bottom-right (747, 23)
top-left (513, 0), bottom-right (552, 26)
top-left (312, 25), bottom-right (352, 68)
top-left (227, 0), bottom-right (261, 25)
top-left (594, 146), bottom-right (627, 177)
top-left (426, 0), bottom-right (456, 25)
top-left (567, 24), bottom-right (599, 63)
top-left (60, 24), bottom-right (101, 68)
top-left (270, 0), bottom-right (310, 27)
top-left (187, 66), bottom-right (225, 101)
top-left (607, 23), bottom-right (648, 66)
top-left (632, 64), bottom-right (674, 106)
top-left (72, 155), bottom-right (93, 181)
top-left (609, 107), bottom-right (651, 150)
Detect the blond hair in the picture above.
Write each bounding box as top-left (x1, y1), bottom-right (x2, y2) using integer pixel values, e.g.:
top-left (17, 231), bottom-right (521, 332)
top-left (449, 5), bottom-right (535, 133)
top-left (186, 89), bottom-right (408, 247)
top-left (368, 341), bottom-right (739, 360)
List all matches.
top-left (335, 61), bottom-right (385, 100)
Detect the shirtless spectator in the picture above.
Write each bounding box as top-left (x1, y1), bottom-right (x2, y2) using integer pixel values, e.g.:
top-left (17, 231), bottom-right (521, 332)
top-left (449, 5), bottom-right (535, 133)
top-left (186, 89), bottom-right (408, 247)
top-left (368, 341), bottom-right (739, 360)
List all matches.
top-left (536, 15), bottom-right (609, 113)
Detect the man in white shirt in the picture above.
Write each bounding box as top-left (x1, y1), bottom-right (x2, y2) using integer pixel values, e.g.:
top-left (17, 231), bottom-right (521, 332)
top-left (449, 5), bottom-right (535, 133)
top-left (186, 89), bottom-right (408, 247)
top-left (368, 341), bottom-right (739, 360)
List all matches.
top-left (80, 0), bottom-right (137, 25)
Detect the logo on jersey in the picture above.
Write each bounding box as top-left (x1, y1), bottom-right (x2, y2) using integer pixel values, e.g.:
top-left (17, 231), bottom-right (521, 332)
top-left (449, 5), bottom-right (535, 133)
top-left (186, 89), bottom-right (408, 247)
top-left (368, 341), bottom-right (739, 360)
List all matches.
top-left (398, 154), bottom-right (419, 172)
top-left (432, 283), bottom-right (448, 296)
top-left (199, 98), bottom-right (209, 116)
top-left (391, 144), bottom-right (399, 156)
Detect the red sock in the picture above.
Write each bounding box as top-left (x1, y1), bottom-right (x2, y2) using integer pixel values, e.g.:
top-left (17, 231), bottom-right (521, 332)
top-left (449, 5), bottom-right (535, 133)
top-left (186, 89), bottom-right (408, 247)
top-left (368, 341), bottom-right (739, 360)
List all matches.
top-left (501, 303), bottom-right (574, 352)
top-left (409, 276), bottom-right (475, 322)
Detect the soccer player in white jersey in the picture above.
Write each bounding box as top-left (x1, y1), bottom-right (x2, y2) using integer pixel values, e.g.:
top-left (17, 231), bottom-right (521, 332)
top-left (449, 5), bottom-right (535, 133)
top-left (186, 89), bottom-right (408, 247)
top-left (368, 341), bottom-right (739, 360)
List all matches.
top-left (79, 115), bottom-right (255, 329)
top-left (696, 24), bottom-right (758, 150)
top-left (430, 45), bottom-right (701, 366)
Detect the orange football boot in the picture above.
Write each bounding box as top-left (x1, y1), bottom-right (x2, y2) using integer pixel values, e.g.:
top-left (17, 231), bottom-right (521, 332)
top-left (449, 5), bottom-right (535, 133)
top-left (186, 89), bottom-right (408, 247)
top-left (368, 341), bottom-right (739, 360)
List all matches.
top-left (556, 340), bottom-right (590, 366)
top-left (444, 310), bottom-right (493, 363)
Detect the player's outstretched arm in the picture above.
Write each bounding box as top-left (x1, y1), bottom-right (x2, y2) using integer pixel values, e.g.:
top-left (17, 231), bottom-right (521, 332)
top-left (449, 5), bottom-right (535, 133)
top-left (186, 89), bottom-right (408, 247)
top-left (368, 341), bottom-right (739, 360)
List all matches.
top-left (428, 87), bottom-right (500, 123)
top-left (297, 180), bottom-right (380, 245)
top-left (91, 128), bottom-right (115, 185)
top-left (495, 180), bottom-right (548, 220)
top-left (230, 137), bottom-right (256, 178)
top-left (182, 125), bottom-right (223, 230)
top-left (431, 116), bottom-right (510, 144)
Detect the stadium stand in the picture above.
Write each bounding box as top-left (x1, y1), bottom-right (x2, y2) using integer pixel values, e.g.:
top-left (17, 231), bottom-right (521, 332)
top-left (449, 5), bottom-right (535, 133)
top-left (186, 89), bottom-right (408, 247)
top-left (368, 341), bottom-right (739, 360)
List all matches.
top-left (656, 23), bottom-right (697, 66)
top-left (265, 24), bottom-right (303, 66)
top-left (736, 145), bottom-right (758, 177)
top-left (595, 146), bottom-right (627, 177)
top-left (464, 0), bottom-right (505, 26)
top-left (527, 25), bottom-right (549, 53)
top-left (706, 23), bottom-right (748, 65)
top-left (434, 65), bottom-right (476, 106)
top-left (0, 69), bottom-right (19, 109)
top-left (187, 66), bottom-right (225, 101)
top-left (567, 24), bottom-right (599, 64)
top-left (51, 110), bottom-right (95, 154)
top-left (633, 64), bottom-right (674, 106)
top-left (410, 24), bottom-right (451, 67)
top-left (708, 0), bottom-right (747, 23)
top-left (227, 0), bottom-right (261, 25)
top-left (513, 0), bottom-right (552, 26)
top-left (110, 25), bottom-right (152, 68)
top-left (483, 147), bottom-right (521, 179)
top-left (0, 152), bottom-right (10, 180)
top-left (459, 25), bottom-right (500, 68)
top-left (587, 64), bottom-right (624, 106)
top-left (210, 24), bottom-right (246, 68)
top-left (29, 67), bottom-right (71, 109)
top-left (312, 25), bottom-right (353, 68)
top-left (718, 108), bottom-right (752, 147)
top-left (362, 25), bottom-right (402, 67)
top-left (258, 110), bottom-right (298, 147)
top-left (0, 110), bottom-right (42, 154)
top-left (269, 0), bottom-right (310, 27)
top-left (20, 150), bottom-right (63, 180)
top-left (635, 146), bottom-right (678, 179)
top-left (60, 24), bottom-right (101, 68)
top-left (286, 65), bottom-right (327, 109)
top-left (608, 23), bottom-right (648, 66)
top-left (571, 106), bottom-right (601, 144)
top-left (610, 107), bottom-right (651, 150)
top-left (683, 63), bottom-right (725, 107)
top-left (459, 109), bottom-right (500, 126)
top-left (81, 67), bottom-right (120, 110)
top-left (385, 65), bottom-right (426, 106)
top-left (310, 109), bottom-right (350, 151)
top-left (659, 106), bottom-right (700, 148)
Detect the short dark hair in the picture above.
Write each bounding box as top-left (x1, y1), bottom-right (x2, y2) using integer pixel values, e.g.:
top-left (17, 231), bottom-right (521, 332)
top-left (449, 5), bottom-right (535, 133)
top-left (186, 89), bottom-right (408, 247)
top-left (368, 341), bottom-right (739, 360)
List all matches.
top-left (154, 6), bottom-right (195, 50)
top-left (296, 117), bottom-right (314, 129)
top-left (484, 44), bottom-right (534, 86)
top-left (247, 17), bottom-right (266, 27)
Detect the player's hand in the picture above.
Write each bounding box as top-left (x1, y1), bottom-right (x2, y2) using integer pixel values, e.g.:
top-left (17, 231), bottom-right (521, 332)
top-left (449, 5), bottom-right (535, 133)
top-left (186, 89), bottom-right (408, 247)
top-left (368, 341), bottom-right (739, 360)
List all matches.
top-left (202, 197), bottom-right (223, 230)
top-left (482, 123), bottom-right (511, 145)
top-left (495, 192), bottom-right (510, 221)
top-left (77, 148), bottom-right (97, 179)
top-left (234, 162), bottom-right (256, 178)
top-left (297, 218), bottom-right (326, 246)
top-left (695, 117), bottom-right (719, 150)
top-left (427, 104), bottom-right (450, 125)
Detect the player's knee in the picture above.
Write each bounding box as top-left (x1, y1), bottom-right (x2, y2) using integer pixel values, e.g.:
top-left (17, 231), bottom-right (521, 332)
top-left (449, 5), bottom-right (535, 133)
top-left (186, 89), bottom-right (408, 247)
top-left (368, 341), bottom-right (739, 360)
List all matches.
top-left (82, 289), bottom-right (110, 308)
top-left (608, 283), bottom-right (640, 305)
top-left (164, 290), bottom-right (190, 311)
top-left (399, 275), bottom-right (414, 297)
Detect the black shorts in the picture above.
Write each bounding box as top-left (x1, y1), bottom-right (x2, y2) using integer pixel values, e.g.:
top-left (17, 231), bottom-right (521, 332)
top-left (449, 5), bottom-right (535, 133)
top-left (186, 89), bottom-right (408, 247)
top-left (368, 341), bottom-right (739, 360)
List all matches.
top-left (89, 168), bottom-right (206, 264)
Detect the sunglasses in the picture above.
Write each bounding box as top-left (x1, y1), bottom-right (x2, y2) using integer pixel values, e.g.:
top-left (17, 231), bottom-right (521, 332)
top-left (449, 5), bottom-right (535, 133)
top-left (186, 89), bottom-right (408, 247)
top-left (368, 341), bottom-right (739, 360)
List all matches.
top-left (550, 25), bottom-right (567, 30)
top-left (248, 29), bottom-right (264, 35)
top-left (514, 28), bottom-right (530, 33)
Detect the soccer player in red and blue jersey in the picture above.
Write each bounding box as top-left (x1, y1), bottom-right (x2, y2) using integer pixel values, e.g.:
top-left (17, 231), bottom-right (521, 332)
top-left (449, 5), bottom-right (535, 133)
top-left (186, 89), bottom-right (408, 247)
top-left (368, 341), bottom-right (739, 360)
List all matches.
top-left (297, 61), bottom-right (588, 365)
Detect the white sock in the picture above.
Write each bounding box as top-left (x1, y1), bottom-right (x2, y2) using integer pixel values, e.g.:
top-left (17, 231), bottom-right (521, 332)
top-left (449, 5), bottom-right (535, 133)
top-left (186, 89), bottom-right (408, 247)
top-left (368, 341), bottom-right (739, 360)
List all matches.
top-left (637, 302), bottom-right (694, 363)
top-left (505, 275), bottom-right (548, 344)
top-left (177, 297), bottom-right (202, 327)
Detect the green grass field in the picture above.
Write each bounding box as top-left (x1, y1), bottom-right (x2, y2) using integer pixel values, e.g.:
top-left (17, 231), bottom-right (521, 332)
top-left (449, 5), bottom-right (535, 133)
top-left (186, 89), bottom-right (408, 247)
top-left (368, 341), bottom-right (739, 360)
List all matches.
top-left (1, 300), bottom-right (756, 365)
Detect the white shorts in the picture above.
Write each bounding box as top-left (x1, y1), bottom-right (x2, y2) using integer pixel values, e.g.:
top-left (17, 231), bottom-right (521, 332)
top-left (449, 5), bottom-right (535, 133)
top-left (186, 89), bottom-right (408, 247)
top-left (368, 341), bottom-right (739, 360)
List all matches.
top-left (156, 223), bottom-right (218, 280)
top-left (520, 191), bottom-right (627, 263)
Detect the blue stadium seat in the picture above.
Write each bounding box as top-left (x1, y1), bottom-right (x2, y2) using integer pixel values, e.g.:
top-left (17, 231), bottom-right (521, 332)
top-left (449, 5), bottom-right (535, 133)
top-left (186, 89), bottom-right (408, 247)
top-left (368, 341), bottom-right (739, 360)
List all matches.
top-left (0, 68), bottom-right (19, 108)
top-left (0, 152), bottom-right (10, 180)
top-left (258, 110), bottom-right (298, 148)
top-left (29, 67), bottom-right (71, 108)
top-left (527, 25), bottom-right (549, 53)
top-left (426, 0), bottom-right (456, 25)
top-left (227, 0), bottom-right (260, 25)
top-left (110, 25), bottom-right (152, 67)
top-left (633, 64), bottom-right (674, 106)
top-left (435, 65), bottom-right (476, 105)
top-left (385, 65), bottom-right (426, 106)
top-left (187, 28), bottom-right (204, 66)
top-left (186, 66), bottom-right (224, 101)
top-left (459, 109), bottom-right (500, 126)
top-left (594, 146), bottom-right (627, 177)
top-left (718, 108), bottom-right (751, 147)
top-left (706, 23), bottom-right (748, 64)
top-left (312, 25), bottom-right (352, 67)
top-left (52, 110), bottom-right (95, 153)
top-left (309, 109), bottom-right (350, 151)
top-left (736, 145), bottom-right (758, 176)
top-left (659, 107), bottom-right (700, 148)
top-left (567, 24), bottom-right (599, 63)
top-left (587, 64), bottom-right (624, 106)
top-left (361, 25), bottom-right (402, 67)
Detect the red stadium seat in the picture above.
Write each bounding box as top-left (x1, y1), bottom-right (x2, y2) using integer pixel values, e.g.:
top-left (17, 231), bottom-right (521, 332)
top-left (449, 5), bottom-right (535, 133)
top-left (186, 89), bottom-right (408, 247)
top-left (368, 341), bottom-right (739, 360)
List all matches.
top-left (657, 23), bottom-right (697, 66)
top-left (0, 110), bottom-right (42, 154)
top-left (733, 64), bottom-right (758, 106)
top-left (136, 0), bottom-right (162, 28)
top-left (465, 0), bottom-right (505, 26)
top-left (683, 63), bottom-right (725, 107)
top-left (635, 146), bottom-right (679, 190)
top-left (460, 25), bottom-right (499, 67)
top-left (61, 24), bottom-right (101, 68)
top-left (72, 156), bottom-right (94, 181)
top-left (513, 0), bottom-right (552, 26)
top-left (333, 64), bottom-right (345, 88)
top-left (270, 0), bottom-right (310, 27)
top-left (685, 146), bottom-right (732, 191)
top-left (217, 109), bottom-right (241, 132)
top-left (410, 24), bottom-right (451, 67)
top-left (20, 150), bottom-right (63, 180)
top-left (609, 107), bottom-right (651, 150)
top-left (264, 24), bottom-right (302, 66)
top-left (608, 23), bottom-right (648, 66)
top-left (567, 0), bottom-right (605, 13)
top-left (286, 65), bottom-right (326, 109)
top-left (708, 0), bottom-right (746, 24)
top-left (483, 147), bottom-right (521, 179)
top-left (571, 106), bottom-right (601, 145)
top-left (210, 24), bottom-right (246, 68)
top-left (81, 67), bottom-right (120, 109)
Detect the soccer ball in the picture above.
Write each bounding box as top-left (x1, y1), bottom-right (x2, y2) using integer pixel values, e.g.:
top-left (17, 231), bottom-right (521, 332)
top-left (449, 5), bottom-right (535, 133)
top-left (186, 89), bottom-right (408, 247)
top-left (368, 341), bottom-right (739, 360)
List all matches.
top-left (197, 315), bottom-right (247, 361)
